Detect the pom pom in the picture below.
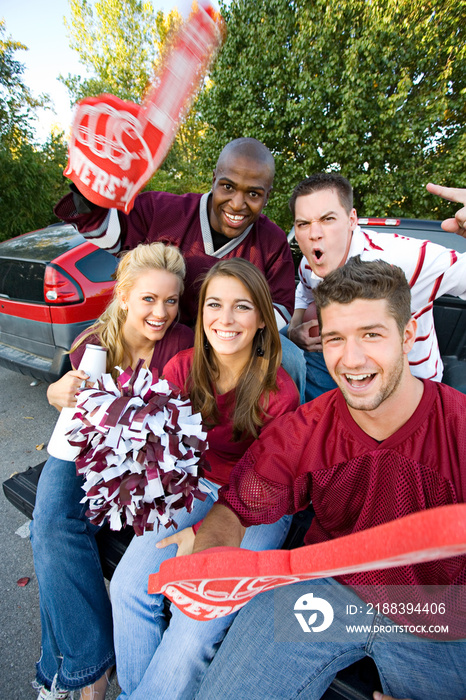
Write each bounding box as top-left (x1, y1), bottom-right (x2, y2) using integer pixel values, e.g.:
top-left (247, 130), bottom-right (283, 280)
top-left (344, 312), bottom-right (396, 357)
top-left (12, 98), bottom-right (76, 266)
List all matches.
top-left (67, 362), bottom-right (209, 535)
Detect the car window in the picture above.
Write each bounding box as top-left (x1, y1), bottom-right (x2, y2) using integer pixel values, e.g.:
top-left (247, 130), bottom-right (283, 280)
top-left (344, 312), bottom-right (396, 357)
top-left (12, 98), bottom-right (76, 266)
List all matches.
top-left (0, 259), bottom-right (45, 302)
top-left (74, 249), bottom-right (118, 283)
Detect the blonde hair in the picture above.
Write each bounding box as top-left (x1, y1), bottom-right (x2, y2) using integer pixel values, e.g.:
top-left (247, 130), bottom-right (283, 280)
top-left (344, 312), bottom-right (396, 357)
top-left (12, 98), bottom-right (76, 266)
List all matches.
top-left (71, 242), bottom-right (186, 376)
top-left (189, 259), bottom-right (282, 440)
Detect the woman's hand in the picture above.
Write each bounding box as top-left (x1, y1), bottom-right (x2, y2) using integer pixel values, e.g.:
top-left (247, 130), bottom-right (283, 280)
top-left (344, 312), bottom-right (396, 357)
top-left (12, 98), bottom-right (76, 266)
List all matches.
top-left (156, 526), bottom-right (196, 557)
top-left (46, 370), bottom-right (90, 411)
top-left (373, 692), bottom-right (413, 700)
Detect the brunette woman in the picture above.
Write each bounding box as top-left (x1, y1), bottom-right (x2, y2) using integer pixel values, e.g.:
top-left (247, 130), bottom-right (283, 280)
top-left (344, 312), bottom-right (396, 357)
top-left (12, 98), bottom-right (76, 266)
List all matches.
top-left (110, 258), bottom-right (300, 700)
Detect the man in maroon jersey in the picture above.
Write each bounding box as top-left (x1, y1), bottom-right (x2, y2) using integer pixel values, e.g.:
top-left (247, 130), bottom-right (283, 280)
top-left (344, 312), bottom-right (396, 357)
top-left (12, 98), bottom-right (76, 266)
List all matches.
top-left (193, 257), bottom-right (466, 700)
top-left (55, 137), bottom-right (296, 329)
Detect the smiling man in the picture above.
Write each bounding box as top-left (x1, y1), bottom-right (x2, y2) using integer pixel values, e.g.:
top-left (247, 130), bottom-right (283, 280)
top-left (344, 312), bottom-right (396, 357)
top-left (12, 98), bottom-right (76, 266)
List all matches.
top-left (287, 173), bottom-right (466, 401)
top-left (193, 258), bottom-right (466, 700)
top-left (315, 263), bottom-right (422, 437)
top-left (55, 138), bottom-right (295, 329)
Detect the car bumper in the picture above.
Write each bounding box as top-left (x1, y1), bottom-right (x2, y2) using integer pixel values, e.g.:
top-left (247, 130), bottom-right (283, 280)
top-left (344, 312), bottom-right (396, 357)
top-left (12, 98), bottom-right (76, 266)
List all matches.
top-left (0, 341), bottom-right (72, 383)
top-left (0, 314), bottom-right (95, 383)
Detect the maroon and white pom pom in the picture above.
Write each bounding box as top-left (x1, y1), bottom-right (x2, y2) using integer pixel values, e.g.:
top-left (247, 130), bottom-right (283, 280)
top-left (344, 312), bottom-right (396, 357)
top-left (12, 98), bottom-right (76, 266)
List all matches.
top-left (67, 362), bottom-right (209, 535)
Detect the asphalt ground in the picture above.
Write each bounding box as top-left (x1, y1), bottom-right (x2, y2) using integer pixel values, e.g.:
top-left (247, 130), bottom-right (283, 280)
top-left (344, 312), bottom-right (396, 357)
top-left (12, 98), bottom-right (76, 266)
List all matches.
top-left (0, 366), bottom-right (120, 699)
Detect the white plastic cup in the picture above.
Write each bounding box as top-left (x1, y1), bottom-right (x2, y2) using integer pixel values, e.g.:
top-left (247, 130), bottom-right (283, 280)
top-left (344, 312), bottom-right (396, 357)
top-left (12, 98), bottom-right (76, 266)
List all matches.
top-left (47, 344), bottom-right (108, 460)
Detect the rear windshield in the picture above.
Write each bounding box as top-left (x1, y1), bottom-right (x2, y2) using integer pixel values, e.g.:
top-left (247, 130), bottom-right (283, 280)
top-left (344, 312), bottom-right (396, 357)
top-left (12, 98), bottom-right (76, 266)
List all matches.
top-left (75, 249), bottom-right (118, 282)
top-left (0, 259), bottom-right (45, 302)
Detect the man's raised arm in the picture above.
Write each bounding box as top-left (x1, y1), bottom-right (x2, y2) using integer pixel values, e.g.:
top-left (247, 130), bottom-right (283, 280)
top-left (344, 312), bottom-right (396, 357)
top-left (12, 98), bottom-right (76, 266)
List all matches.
top-left (193, 503), bottom-right (246, 553)
top-left (426, 182), bottom-right (466, 237)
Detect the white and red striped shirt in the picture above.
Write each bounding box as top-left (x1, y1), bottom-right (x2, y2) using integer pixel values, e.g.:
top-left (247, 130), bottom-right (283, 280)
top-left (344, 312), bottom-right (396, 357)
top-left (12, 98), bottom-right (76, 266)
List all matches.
top-left (295, 226), bottom-right (466, 381)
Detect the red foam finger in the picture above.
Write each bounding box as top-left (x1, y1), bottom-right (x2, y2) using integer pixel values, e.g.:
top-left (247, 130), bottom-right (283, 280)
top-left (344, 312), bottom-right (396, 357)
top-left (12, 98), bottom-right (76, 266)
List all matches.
top-left (148, 504), bottom-right (466, 620)
top-left (64, 4), bottom-right (225, 213)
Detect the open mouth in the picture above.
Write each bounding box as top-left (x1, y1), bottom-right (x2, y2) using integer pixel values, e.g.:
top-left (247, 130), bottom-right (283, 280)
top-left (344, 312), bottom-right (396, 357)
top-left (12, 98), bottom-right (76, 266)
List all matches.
top-left (344, 373), bottom-right (376, 389)
top-left (313, 249), bottom-right (324, 261)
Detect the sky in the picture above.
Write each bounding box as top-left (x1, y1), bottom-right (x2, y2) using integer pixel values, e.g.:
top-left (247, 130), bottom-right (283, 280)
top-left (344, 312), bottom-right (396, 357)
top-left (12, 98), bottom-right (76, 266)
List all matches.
top-left (2, 0), bottom-right (87, 142)
top-left (1, 0), bottom-right (201, 143)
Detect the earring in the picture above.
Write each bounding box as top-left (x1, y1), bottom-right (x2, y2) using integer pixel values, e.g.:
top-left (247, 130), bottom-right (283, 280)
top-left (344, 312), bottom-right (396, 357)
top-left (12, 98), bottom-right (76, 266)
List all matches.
top-left (204, 339), bottom-right (210, 350)
top-left (256, 329), bottom-right (265, 357)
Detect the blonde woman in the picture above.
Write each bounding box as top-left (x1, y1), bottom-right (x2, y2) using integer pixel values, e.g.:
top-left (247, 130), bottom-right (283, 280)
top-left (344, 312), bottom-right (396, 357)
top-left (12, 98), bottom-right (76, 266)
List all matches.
top-left (111, 258), bottom-right (300, 700)
top-left (31, 243), bottom-right (193, 700)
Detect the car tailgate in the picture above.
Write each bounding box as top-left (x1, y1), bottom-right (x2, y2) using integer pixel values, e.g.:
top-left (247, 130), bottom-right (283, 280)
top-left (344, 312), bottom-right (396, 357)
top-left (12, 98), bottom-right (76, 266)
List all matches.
top-left (0, 297), bottom-right (55, 358)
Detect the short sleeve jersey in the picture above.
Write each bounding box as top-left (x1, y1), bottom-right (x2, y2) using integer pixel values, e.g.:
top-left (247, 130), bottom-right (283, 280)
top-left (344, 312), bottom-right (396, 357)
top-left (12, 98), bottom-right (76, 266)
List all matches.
top-left (55, 191), bottom-right (296, 326)
top-left (218, 380), bottom-right (466, 636)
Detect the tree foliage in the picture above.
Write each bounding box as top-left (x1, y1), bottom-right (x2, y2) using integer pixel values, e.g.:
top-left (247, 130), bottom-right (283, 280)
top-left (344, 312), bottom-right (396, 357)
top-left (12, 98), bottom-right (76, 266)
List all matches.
top-left (6, 0), bottom-right (461, 240)
top-left (62, 0), bottom-right (178, 103)
top-left (0, 21), bottom-right (69, 241)
top-left (0, 19), bottom-right (48, 145)
top-left (0, 133), bottom-right (69, 241)
top-left (198, 0), bottom-right (466, 229)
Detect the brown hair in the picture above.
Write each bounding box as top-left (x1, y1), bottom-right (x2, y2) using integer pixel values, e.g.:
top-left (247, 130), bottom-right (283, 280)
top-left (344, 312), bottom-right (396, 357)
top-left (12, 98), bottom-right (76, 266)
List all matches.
top-left (189, 258), bottom-right (282, 440)
top-left (289, 173), bottom-right (353, 218)
top-left (313, 256), bottom-right (412, 335)
top-left (71, 242), bottom-right (186, 377)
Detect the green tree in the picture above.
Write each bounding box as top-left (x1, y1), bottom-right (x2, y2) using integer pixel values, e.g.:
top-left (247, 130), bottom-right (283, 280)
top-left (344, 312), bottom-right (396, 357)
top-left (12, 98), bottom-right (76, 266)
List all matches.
top-left (0, 21), bottom-right (68, 241)
top-left (0, 19), bottom-right (49, 144)
top-left (199, 0), bottom-right (466, 229)
top-left (62, 0), bottom-right (176, 103)
top-left (0, 133), bottom-right (69, 241)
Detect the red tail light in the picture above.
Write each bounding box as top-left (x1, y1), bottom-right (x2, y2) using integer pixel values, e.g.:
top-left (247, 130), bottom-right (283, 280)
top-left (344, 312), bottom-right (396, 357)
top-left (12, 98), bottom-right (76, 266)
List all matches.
top-left (358, 217), bottom-right (400, 226)
top-left (44, 264), bottom-right (83, 304)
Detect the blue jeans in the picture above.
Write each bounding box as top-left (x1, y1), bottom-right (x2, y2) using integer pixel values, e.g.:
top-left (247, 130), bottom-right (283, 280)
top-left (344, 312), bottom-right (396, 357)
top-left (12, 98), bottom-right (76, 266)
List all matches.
top-left (30, 457), bottom-right (115, 691)
top-left (196, 577), bottom-right (466, 700)
top-left (304, 350), bottom-right (336, 401)
top-left (110, 481), bottom-right (292, 700)
top-left (279, 330), bottom-right (307, 404)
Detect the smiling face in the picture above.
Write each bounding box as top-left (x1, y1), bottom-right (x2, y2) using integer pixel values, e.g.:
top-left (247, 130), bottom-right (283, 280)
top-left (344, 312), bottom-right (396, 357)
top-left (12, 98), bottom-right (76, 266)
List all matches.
top-left (321, 298), bottom-right (416, 417)
top-left (294, 188), bottom-right (357, 278)
top-left (120, 269), bottom-right (181, 345)
top-left (209, 154), bottom-right (273, 238)
top-left (203, 275), bottom-right (265, 366)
